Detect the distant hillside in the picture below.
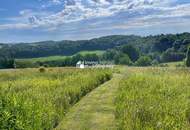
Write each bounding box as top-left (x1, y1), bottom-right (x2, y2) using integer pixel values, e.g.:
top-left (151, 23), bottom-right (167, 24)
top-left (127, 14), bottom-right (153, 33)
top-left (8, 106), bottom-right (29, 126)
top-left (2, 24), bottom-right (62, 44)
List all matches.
top-left (0, 32), bottom-right (190, 68)
top-left (14, 50), bottom-right (105, 68)
top-left (0, 35), bottom-right (140, 58)
top-left (0, 33), bottom-right (190, 59)
top-left (1, 33), bottom-right (190, 60)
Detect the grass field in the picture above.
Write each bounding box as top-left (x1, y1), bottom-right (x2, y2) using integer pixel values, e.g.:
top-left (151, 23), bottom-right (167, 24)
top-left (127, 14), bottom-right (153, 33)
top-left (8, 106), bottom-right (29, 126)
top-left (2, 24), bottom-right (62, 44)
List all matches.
top-left (1, 66), bottom-right (190, 130)
top-left (116, 67), bottom-right (190, 130)
top-left (0, 68), bottom-right (112, 130)
top-left (14, 50), bottom-right (105, 68)
top-left (159, 61), bottom-right (185, 67)
top-left (77, 50), bottom-right (105, 56)
top-left (15, 50), bottom-right (105, 63)
top-left (16, 56), bottom-right (67, 62)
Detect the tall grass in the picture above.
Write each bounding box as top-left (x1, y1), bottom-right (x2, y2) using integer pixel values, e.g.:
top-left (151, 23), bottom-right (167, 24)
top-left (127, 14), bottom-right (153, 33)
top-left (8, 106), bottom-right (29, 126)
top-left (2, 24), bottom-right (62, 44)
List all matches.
top-left (116, 67), bottom-right (190, 130)
top-left (0, 68), bottom-right (112, 130)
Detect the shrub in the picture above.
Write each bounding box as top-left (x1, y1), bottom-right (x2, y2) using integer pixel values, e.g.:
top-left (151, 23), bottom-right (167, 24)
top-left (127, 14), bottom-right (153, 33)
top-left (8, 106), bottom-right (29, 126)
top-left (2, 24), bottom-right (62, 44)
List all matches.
top-left (39, 66), bottom-right (46, 73)
top-left (159, 63), bottom-right (169, 67)
top-left (151, 59), bottom-right (159, 66)
top-left (135, 56), bottom-right (152, 66)
top-left (117, 55), bottom-right (133, 65)
top-left (114, 52), bottom-right (132, 65)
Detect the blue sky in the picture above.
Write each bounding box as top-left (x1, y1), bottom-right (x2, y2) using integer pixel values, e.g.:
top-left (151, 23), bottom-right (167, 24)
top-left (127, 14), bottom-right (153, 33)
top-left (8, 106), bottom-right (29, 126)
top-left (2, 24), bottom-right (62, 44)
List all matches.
top-left (0, 0), bottom-right (190, 43)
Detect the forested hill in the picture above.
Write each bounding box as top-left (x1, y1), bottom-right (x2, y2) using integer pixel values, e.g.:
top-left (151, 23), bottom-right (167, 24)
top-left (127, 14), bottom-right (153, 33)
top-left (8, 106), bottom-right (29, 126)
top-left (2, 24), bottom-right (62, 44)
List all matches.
top-left (0, 33), bottom-right (190, 65)
top-left (0, 35), bottom-right (140, 58)
top-left (0, 32), bottom-right (190, 59)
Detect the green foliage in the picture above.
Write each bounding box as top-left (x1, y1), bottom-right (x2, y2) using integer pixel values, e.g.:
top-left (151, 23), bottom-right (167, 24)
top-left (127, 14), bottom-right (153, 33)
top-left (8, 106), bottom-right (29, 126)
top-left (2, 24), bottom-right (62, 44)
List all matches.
top-left (153, 36), bottom-right (174, 52)
top-left (161, 48), bottom-right (186, 62)
top-left (151, 59), bottom-right (159, 66)
top-left (121, 45), bottom-right (140, 62)
top-left (15, 53), bottom-right (100, 68)
top-left (83, 54), bottom-right (99, 61)
top-left (116, 68), bottom-right (190, 130)
top-left (114, 53), bottom-right (132, 65)
top-left (102, 33), bottom-right (190, 65)
top-left (1, 33), bottom-right (190, 68)
top-left (118, 56), bottom-right (132, 65)
top-left (39, 66), bottom-right (46, 73)
top-left (186, 47), bottom-right (190, 67)
top-left (0, 33), bottom-right (188, 59)
top-left (102, 49), bottom-right (117, 61)
top-left (135, 56), bottom-right (152, 66)
top-left (0, 35), bottom-right (140, 59)
top-left (0, 68), bottom-right (112, 130)
top-left (0, 57), bottom-right (14, 69)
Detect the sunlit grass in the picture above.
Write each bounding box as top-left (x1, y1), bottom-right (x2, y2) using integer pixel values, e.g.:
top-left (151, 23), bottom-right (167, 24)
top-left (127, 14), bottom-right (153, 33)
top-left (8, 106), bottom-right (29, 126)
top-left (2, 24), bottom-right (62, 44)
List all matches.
top-left (116, 67), bottom-right (190, 130)
top-left (0, 68), bottom-right (112, 130)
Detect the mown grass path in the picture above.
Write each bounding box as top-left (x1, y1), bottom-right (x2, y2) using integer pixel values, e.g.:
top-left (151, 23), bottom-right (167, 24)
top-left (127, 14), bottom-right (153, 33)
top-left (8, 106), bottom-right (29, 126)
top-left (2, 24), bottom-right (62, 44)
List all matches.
top-left (55, 73), bottom-right (123, 130)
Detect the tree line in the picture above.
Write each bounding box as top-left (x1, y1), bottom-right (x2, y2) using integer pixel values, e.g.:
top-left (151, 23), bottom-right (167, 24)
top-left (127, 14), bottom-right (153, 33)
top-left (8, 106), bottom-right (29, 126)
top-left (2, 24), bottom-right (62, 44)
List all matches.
top-left (1, 32), bottom-right (190, 68)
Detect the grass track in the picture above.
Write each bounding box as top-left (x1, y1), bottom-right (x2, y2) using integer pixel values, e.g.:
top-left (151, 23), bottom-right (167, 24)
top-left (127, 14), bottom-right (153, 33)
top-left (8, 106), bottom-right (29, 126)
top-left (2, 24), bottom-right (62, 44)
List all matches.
top-left (55, 73), bottom-right (123, 130)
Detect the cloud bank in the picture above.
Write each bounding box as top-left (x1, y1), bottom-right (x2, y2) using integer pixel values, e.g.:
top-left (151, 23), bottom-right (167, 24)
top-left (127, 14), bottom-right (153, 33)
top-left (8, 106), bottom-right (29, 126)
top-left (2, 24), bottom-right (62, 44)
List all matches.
top-left (0, 0), bottom-right (190, 34)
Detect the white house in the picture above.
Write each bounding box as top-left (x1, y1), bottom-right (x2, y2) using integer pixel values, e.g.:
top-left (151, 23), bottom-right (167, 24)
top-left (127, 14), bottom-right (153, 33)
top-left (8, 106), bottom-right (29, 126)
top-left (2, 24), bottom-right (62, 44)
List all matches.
top-left (76, 61), bottom-right (85, 69)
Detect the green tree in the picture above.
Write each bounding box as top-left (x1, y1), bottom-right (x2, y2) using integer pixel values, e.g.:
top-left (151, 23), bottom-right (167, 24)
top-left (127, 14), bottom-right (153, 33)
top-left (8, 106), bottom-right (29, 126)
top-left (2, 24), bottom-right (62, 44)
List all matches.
top-left (121, 45), bottom-right (140, 62)
top-left (186, 47), bottom-right (190, 67)
top-left (71, 54), bottom-right (84, 65)
top-left (135, 56), bottom-right (152, 66)
top-left (102, 49), bottom-right (117, 60)
top-left (153, 36), bottom-right (174, 52)
top-left (0, 57), bottom-right (15, 69)
top-left (114, 52), bottom-right (132, 65)
top-left (83, 54), bottom-right (99, 61)
top-left (161, 48), bottom-right (186, 62)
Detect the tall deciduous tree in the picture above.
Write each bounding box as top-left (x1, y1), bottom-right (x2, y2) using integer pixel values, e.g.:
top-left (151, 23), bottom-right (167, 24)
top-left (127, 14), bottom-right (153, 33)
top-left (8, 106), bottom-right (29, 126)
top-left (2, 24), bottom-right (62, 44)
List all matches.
top-left (121, 45), bottom-right (140, 62)
top-left (186, 47), bottom-right (190, 67)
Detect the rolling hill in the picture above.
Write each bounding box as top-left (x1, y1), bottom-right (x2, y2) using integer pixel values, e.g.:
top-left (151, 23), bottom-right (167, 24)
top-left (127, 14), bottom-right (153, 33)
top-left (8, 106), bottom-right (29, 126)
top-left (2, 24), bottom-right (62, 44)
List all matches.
top-left (0, 32), bottom-right (190, 68)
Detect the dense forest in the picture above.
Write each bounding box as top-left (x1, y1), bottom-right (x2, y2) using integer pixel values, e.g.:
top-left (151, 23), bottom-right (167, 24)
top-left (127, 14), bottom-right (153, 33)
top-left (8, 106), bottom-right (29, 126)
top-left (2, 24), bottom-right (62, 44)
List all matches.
top-left (0, 32), bottom-right (190, 68)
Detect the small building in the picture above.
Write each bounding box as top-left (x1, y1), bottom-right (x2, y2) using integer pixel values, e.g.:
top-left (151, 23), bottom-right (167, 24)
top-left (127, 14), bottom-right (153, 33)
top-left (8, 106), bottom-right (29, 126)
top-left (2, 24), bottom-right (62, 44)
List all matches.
top-left (76, 61), bottom-right (85, 69)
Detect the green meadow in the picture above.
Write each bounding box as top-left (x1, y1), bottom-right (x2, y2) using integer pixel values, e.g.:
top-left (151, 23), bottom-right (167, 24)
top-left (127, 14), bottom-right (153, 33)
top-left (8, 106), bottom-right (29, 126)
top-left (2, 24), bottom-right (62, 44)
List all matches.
top-left (0, 68), bottom-right (112, 130)
top-left (116, 67), bottom-right (190, 130)
top-left (1, 66), bottom-right (190, 130)
top-left (14, 50), bottom-right (105, 68)
top-left (15, 50), bottom-right (105, 63)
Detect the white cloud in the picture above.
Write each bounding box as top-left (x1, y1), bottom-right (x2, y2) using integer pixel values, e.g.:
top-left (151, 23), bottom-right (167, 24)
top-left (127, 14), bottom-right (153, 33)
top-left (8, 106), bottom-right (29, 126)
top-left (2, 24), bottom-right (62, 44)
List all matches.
top-left (0, 23), bottom-right (35, 30)
top-left (35, 0), bottom-right (170, 26)
top-left (37, 0), bottom-right (190, 28)
top-left (0, 0), bottom-right (190, 31)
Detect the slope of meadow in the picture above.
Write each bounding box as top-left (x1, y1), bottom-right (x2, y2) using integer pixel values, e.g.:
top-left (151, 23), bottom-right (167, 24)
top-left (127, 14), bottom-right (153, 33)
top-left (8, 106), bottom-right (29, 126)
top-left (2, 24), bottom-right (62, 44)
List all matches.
top-left (14, 50), bottom-right (105, 68)
top-left (15, 50), bottom-right (105, 63)
top-left (116, 67), bottom-right (190, 130)
top-left (0, 68), bottom-right (112, 130)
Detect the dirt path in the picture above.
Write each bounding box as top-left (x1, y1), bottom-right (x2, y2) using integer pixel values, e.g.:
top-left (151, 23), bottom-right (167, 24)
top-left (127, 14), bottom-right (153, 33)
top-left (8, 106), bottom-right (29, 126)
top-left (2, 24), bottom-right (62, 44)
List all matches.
top-left (55, 73), bottom-right (122, 130)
